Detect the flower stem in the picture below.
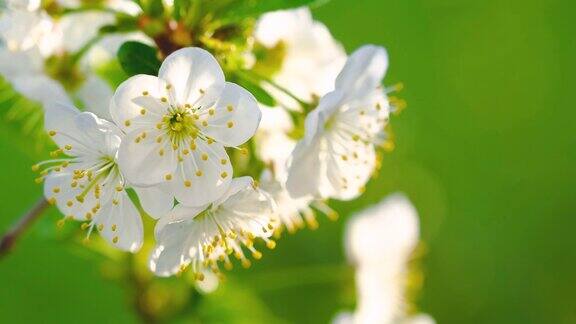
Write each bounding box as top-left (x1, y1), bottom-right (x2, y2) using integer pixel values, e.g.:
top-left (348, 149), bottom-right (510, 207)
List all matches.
top-left (0, 198), bottom-right (49, 259)
top-left (238, 70), bottom-right (312, 110)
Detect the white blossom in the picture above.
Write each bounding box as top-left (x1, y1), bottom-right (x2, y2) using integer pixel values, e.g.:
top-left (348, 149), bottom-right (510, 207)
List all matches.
top-left (149, 177), bottom-right (276, 278)
top-left (37, 103), bottom-right (170, 252)
top-left (111, 47), bottom-right (261, 207)
top-left (286, 45), bottom-right (391, 200)
top-left (332, 194), bottom-right (434, 324)
top-left (255, 8), bottom-right (346, 109)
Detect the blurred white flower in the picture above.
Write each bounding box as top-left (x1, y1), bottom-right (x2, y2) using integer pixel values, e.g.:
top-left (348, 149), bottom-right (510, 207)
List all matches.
top-left (286, 45), bottom-right (391, 200)
top-left (332, 193), bottom-right (434, 324)
top-left (255, 8), bottom-right (346, 109)
top-left (0, 5), bottom-right (149, 119)
top-left (255, 106), bottom-right (296, 180)
top-left (149, 177), bottom-right (276, 278)
top-left (38, 103), bottom-right (146, 252)
top-left (6, 0), bottom-right (41, 11)
top-left (111, 47), bottom-right (261, 207)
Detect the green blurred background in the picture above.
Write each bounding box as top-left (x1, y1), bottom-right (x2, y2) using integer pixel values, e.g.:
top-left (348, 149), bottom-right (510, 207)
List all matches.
top-left (1, 0), bottom-right (574, 323)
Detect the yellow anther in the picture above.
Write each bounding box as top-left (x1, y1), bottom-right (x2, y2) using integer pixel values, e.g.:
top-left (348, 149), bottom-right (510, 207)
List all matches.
top-left (156, 136), bottom-right (163, 143)
top-left (140, 108), bottom-right (146, 115)
top-left (199, 88), bottom-right (205, 94)
top-left (166, 84), bottom-right (172, 90)
top-left (220, 159), bottom-right (227, 165)
top-left (226, 105), bottom-right (233, 112)
top-left (184, 180), bottom-right (191, 187)
top-left (66, 200), bottom-right (73, 207)
top-left (52, 187), bottom-right (60, 193)
top-left (156, 123), bottom-right (163, 130)
top-left (135, 137), bottom-right (141, 143)
top-left (207, 138), bottom-right (214, 144)
top-left (35, 177), bottom-right (44, 184)
top-left (124, 120), bottom-right (131, 127)
top-left (341, 155), bottom-right (348, 161)
top-left (81, 223), bottom-right (90, 230)
top-left (195, 170), bottom-right (203, 177)
top-left (75, 195), bottom-right (84, 203)
top-left (112, 236), bottom-right (119, 244)
top-left (196, 272), bottom-right (205, 281)
top-left (240, 148), bottom-right (248, 155)
top-left (112, 199), bottom-right (119, 205)
top-left (54, 167), bottom-right (61, 172)
top-left (252, 251), bottom-right (262, 260)
top-left (165, 174), bottom-right (172, 181)
top-left (115, 185), bottom-right (123, 192)
top-left (71, 181), bottom-right (78, 188)
top-left (185, 103), bottom-right (191, 108)
top-left (241, 259), bottom-right (251, 268)
top-left (227, 121), bottom-right (234, 128)
top-left (85, 212), bottom-right (92, 220)
top-left (376, 102), bottom-right (382, 111)
top-left (62, 161), bottom-right (69, 168)
top-left (64, 145), bottom-right (72, 151)
top-left (190, 142), bottom-right (197, 150)
top-left (97, 224), bottom-right (104, 231)
top-left (31, 164), bottom-right (40, 172)
top-left (208, 108), bottom-right (215, 116)
top-left (142, 91), bottom-right (149, 96)
top-left (352, 134), bottom-right (360, 141)
top-left (201, 120), bottom-right (208, 127)
top-left (159, 149), bottom-right (165, 156)
top-left (111, 224), bottom-right (117, 232)
top-left (57, 219), bottom-right (65, 228)
top-left (201, 153), bottom-right (208, 161)
top-left (224, 261), bottom-right (233, 270)
top-left (182, 149), bottom-right (190, 155)
top-left (48, 197), bottom-right (56, 205)
top-left (48, 130), bottom-right (56, 136)
top-left (161, 97), bottom-right (167, 102)
top-left (140, 132), bottom-right (147, 139)
top-left (220, 172), bottom-right (228, 178)
top-left (172, 143), bottom-right (179, 150)
top-left (266, 240), bottom-right (276, 249)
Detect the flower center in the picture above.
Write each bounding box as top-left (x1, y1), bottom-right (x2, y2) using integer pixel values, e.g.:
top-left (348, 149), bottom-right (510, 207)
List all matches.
top-left (161, 107), bottom-right (199, 144)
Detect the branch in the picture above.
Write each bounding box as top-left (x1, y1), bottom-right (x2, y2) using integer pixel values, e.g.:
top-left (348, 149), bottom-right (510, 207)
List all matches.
top-left (0, 198), bottom-right (49, 259)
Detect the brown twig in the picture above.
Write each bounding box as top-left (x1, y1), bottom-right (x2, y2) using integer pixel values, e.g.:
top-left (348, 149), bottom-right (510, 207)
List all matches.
top-left (0, 198), bottom-right (49, 259)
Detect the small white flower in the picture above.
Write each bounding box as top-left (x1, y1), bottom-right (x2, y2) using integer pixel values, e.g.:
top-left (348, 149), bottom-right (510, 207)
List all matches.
top-left (255, 8), bottom-right (346, 108)
top-left (111, 47), bottom-right (261, 207)
top-left (6, 0), bottom-right (41, 11)
top-left (38, 103), bottom-right (166, 252)
top-left (332, 194), bottom-right (434, 324)
top-left (259, 170), bottom-right (338, 233)
top-left (149, 177), bottom-right (276, 277)
top-left (286, 45), bottom-right (391, 200)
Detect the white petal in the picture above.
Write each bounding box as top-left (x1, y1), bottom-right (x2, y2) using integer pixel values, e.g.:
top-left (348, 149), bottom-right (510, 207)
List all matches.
top-left (0, 48), bottom-right (43, 79)
top-left (117, 129), bottom-right (177, 186)
top-left (285, 138), bottom-right (323, 199)
top-left (199, 82), bottom-right (261, 147)
top-left (75, 75), bottom-right (113, 120)
top-left (44, 102), bottom-right (101, 155)
top-left (43, 169), bottom-right (99, 221)
top-left (133, 184), bottom-right (174, 219)
top-left (168, 140), bottom-right (232, 207)
top-left (150, 204), bottom-right (205, 276)
top-left (158, 47), bottom-right (225, 107)
top-left (345, 193), bottom-right (419, 267)
top-left (335, 45), bottom-right (388, 100)
top-left (58, 11), bottom-right (115, 53)
top-left (12, 74), bottom-right (71, 108)
top-left (95, 191), bottom-right (143, 252)
top-left (323, 133), bottom-right (376, 200)
top-left (111, 74), bottom-right (168, 133)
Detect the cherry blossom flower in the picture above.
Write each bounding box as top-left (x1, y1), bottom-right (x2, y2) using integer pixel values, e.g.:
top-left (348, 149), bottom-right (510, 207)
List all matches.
top-left (286, 45), bottom-right (391, 200)
top-left (37, 103), bottom-right (170, 252)
top-left (111, 47), bottom-right (261, 207)
top-left (149, 177), bottom-right (276, 278)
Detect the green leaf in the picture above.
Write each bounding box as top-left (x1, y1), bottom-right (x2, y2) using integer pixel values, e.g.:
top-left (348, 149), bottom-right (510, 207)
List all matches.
top-left (221, 0), bottom-right (329, 22)
top-left (117, 41), bottom-right (162, 77)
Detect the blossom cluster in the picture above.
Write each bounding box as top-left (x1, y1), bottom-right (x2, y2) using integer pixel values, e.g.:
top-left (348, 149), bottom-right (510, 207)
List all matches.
top-left (1, 0), bottom-right (403, 279)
